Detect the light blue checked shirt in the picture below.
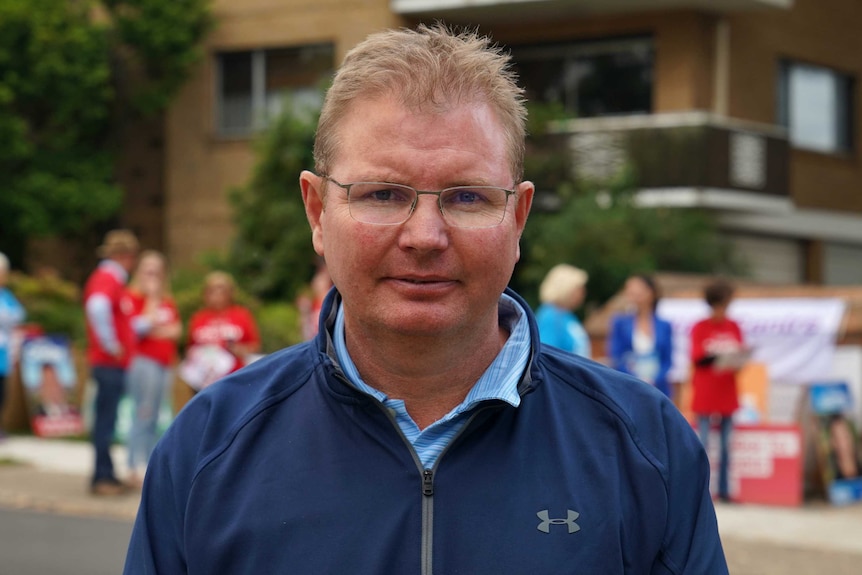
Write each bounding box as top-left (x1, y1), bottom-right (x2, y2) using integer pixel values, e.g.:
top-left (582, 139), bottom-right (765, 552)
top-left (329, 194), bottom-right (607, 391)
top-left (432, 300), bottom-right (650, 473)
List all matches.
top-left (333, 293), bottom-right (531, 469)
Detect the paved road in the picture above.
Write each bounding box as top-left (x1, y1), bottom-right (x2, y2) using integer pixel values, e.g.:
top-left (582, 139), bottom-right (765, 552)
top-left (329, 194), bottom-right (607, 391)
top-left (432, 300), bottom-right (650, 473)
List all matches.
top-left (723, 536), bottom-right (862, 575)
top-left (0, 507), bottom-right (133, 575)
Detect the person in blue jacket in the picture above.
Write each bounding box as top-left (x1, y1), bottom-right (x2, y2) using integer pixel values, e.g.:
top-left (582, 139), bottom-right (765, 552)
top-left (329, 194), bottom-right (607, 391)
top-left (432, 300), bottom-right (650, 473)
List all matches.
top-left (607, 274), bottom-right (675, 398)
top-left (535, 264), bottom-right (591, 358)
top-left (125, 25), bottom-right (728, 574)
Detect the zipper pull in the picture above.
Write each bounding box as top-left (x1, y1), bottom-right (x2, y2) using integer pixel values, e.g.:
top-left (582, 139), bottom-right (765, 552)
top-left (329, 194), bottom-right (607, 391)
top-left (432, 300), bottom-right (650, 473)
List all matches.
top-left (422, 469), bottom-right (434, 496)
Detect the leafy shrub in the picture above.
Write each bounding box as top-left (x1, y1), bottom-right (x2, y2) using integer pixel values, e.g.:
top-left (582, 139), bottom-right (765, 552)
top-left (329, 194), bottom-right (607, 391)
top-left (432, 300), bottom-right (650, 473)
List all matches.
top-left (7, 271), bottom-right (84, 343)
top-left (256, 302), bottom-right (304, 353)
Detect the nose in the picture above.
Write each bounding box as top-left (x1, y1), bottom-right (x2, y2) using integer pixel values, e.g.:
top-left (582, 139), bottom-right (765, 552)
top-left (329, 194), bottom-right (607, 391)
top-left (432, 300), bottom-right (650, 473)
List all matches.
top-left (398, 195), bottom-right (449, 252)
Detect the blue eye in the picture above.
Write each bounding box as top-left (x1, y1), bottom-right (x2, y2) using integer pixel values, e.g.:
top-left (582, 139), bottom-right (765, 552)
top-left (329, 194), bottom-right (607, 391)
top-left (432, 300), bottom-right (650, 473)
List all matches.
top-left (443, 187), bottom-right (495, 206)
top-left (353, 183), bottom-right (413, 203)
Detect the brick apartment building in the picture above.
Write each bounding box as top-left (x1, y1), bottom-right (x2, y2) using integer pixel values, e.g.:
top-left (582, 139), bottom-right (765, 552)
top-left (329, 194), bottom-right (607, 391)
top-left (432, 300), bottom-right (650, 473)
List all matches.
top-left (113, 0), bottom-right (862, 285)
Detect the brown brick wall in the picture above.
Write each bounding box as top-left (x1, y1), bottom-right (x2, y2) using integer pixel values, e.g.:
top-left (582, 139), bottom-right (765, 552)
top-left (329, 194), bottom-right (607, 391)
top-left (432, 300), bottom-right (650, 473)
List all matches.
top-left (727, 0), bottom-right (862, 212)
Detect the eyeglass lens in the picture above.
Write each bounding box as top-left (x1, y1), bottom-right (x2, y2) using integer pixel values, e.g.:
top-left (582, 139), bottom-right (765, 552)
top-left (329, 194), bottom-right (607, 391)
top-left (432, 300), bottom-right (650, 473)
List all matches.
top-left (345, 182), bottom-right (511, 228)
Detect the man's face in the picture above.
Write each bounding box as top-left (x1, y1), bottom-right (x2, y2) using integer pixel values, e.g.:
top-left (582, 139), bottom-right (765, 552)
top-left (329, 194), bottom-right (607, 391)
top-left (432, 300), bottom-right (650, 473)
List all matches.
top-left (301, 95), bottom-right (533, 341)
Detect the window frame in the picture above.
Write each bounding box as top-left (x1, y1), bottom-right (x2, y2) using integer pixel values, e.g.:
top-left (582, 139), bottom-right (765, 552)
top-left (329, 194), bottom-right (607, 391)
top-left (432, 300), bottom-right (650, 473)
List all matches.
top-left (777, 58), bottom-right (855, 155)
top-left (214, 43), bottom-right (334, 138)
top-left (509, 35), bottom-right (655, 119)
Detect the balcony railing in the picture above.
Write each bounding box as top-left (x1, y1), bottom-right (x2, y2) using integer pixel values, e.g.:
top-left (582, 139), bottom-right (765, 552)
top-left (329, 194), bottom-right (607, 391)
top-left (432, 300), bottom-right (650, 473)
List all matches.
top-left (534, 112), bottom-right (790, 210)
top-left (392, 0), bottom-right (793, 22)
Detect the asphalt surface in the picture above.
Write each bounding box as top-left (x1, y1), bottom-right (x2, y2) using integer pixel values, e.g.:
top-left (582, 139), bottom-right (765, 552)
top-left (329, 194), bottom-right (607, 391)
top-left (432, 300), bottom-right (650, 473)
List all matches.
top-left (0, 507), bottom-right (132, 575)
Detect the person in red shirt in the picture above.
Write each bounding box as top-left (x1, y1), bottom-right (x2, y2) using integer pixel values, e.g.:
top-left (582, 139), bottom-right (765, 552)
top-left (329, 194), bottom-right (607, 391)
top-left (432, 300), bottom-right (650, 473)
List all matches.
top-left (690, 279), bottom-right (747, 502)
top-left (84, 230), bottom-right (138, 496)
top-left (123, 251), bottom-right (181, 487)
top-left (182, 272), bottom-right (260, 391)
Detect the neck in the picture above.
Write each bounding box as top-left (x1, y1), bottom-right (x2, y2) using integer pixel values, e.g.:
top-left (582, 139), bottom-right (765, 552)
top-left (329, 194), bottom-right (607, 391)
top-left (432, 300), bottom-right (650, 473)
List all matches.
top-left (345, 313), bottom-right (507, 430)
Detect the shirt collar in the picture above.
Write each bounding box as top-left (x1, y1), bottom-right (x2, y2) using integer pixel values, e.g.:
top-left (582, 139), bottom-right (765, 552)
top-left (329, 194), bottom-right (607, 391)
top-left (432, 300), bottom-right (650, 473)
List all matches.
top-left (99, 259), bottom-right (129, 283)
top-left (333, 294), bottom-right (530, 410)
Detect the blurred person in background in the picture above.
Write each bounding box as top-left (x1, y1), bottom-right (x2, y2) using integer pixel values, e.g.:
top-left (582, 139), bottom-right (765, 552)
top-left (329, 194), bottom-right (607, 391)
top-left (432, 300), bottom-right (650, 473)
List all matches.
top-left (607, 274), bottom-right (674, 398)
top-left (84, 230), bottom-right (138, 496)
top-left (0, 252), bottom-right (26, 439)
top-left (535, 264), bottom-right (591, 358)
top-left (690, 278), bottom-right (747, 503)
top-left (123, 251), bottom-right (181, 487)
top-left (298, 258), bottom-right (333, 341)
top-left (828, 413), bottom-right (861, 481)
top-left (182, 271), bottom-right (260, 391)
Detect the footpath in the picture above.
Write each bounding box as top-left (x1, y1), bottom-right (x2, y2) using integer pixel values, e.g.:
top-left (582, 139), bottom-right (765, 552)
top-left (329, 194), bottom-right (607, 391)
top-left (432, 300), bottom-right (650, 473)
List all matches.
top-left (1, 435), bottom-right (862, 573)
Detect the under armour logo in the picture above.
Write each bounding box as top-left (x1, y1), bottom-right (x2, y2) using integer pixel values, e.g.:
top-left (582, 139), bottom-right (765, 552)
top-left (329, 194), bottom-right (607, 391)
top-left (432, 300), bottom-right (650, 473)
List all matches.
top-left (536, 509), bottom-right (580, 534)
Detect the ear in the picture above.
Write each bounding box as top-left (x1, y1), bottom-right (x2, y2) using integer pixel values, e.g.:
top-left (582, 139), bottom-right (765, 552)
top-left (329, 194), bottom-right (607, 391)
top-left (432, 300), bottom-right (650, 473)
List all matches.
top-left (513, 181), bottom-right (534, 261)
top-left (300, 170), bottom-right (326, 257)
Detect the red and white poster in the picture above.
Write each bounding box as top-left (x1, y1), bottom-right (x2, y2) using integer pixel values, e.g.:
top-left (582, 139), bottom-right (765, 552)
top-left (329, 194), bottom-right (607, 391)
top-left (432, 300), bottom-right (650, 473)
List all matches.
top-left (20, 335), bottom-right (85, 437)
top-left (703, 423), bottom-right (803, 506)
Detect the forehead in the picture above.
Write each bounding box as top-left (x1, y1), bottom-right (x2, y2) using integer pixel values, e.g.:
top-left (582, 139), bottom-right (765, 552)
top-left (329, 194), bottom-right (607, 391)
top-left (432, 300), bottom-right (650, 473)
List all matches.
top-left (330, 95), bottom-right (511, 183)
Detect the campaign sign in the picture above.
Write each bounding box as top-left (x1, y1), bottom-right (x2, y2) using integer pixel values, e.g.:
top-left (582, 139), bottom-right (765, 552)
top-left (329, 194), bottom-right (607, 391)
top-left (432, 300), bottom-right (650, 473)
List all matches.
top-left (702, 423), bottom-right (803, 506)
top-left (19, 335), bottom-right (85, 437)
top-left (809, 382), bottom-right (862, 505)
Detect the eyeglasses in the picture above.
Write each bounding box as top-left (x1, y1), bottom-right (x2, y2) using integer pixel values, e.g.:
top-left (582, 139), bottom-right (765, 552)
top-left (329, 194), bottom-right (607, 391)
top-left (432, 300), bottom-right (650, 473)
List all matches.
top-left (322, 177), bottom-right (517, 228)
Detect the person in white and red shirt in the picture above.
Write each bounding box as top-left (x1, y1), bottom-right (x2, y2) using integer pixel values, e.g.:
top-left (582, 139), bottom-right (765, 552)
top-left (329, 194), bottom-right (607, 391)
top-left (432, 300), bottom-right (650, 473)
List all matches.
top-left (123, 251), bottom-right (181, 487)
top-left (183, 272), bottom-right (260, 391)
top-left (84, 230), bottom-right (138, 496)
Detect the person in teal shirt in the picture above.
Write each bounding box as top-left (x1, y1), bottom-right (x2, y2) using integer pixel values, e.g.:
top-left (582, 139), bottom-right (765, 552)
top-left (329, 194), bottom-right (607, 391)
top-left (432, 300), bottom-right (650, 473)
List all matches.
top-left (535, 264), bottom-right (591, 358)
top-left (0, 252), bottom-right (26, 438)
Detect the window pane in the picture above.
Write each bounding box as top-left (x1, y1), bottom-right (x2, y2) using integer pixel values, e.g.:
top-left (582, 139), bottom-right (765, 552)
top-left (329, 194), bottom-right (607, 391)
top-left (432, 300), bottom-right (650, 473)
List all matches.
top-left (789, 65), bottom-right (839, 152)
top-left (511, 37), bottom-right (653, 118)
top-left (218, 51), bottom-right (253, 135)
top-left (780, 60), bottom-right (853, 154)
top-left (264, 44), bottom-right (334, 121)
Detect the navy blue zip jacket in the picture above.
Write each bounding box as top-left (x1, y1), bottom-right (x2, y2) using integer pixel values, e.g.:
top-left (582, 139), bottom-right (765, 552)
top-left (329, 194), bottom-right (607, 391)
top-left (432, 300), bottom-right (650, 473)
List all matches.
top-left (124, 289), bottom-right (728, 574)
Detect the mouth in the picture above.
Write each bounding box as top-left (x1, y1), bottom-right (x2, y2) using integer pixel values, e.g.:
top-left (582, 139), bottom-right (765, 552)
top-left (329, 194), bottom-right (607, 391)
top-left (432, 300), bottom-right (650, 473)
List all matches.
top-left (394, 275), bottom-right (453, 284)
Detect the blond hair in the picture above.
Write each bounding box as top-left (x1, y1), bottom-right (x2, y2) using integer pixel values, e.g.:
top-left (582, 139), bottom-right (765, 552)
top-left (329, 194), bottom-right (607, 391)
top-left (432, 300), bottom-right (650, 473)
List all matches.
top-left (539, 264), bottom-right (588, 306)
top-left (97, 229), bottom-right (139, 258)
top-left (203, 271), bottom-right (236, 294)
top-left (129, 250), bottom-right (172, 297)
top-left (315, 24), bottom-right (527, 181)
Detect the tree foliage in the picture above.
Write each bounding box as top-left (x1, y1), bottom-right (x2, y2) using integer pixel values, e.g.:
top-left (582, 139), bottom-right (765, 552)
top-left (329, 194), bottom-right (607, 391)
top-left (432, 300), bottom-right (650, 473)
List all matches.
top-left (226, 101), bottom-right (320, 302)
top-left (0, 0), bottom-right (212, 266)
top-left (104, 0), bottom-right (213, 114)
top-left (514, 170), bottom-right (740, 312)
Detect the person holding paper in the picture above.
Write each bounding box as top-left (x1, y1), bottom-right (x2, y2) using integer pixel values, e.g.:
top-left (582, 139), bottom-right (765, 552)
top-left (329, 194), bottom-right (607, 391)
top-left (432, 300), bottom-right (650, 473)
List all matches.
top-left (690, 278), bottom-right (746, 503)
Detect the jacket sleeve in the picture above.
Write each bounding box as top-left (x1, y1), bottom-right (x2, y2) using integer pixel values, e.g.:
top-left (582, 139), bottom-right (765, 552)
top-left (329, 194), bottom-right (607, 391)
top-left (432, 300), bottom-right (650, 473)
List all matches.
top-left (651, 402), bottom-right (729, 574)
top-left (606, 315), bottom-right (631, 374)
top-left (655, 319), bottom-right (674, 395)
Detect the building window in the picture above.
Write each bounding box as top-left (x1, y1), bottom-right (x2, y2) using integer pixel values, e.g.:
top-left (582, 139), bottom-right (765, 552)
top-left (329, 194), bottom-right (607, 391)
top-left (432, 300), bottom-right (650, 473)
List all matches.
top-left (778, 60), bottom-right (854, 154)
top-left (510, 36), bottom-right (653, 118)
top-left (216, 44), bottom-right (334, 136)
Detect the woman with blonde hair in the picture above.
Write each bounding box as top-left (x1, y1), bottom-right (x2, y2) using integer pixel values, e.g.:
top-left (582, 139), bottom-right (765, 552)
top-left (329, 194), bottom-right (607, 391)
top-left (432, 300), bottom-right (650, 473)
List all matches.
top-left (182, 272), bottom-right (260, 391)
top-left (535, 264), bottom-right (590, 358)
top-left (123, 251), bottom-right (181, 486)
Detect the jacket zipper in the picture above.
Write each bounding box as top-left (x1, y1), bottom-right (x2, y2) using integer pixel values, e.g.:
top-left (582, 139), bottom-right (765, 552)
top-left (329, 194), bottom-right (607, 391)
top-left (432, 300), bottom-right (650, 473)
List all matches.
top-left (330, 371), bottom-right (503, 575)
top-left (421, 469), bottom-right (434, 575)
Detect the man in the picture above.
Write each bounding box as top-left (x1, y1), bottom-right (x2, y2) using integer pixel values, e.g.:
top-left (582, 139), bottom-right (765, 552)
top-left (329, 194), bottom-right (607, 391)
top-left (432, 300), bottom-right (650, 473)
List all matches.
top-left (85, 229), bottom-right (138, 495)
top-left (125, 25), bottom-right (727, 573)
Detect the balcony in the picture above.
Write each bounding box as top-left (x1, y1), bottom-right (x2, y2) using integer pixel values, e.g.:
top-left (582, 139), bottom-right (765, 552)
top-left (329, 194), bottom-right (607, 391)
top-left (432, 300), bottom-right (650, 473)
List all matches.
top-left (538, 111), bottom-right (790, 213)
top-left (392, 0), bottom-right (793, 23)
